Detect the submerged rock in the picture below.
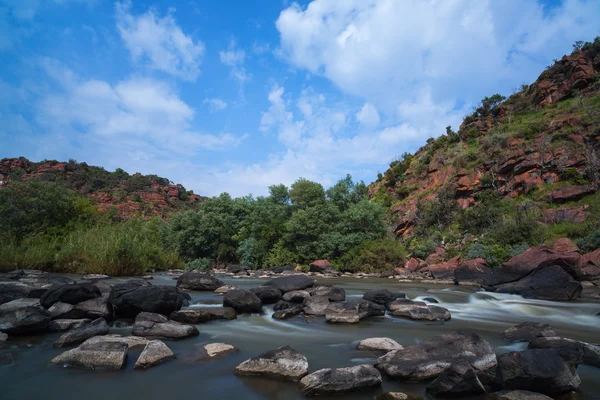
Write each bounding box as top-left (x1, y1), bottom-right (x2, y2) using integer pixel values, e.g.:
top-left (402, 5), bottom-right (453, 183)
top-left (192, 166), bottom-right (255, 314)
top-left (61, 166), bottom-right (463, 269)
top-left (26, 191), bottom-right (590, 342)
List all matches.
top-left (300, 364), bottom-right (382, 396)
top-left (502, 322), bottom-right (556, 343)
top-left (169, 307), bottom-right (236, 323)
top-left (489, 390), bottom-right (553, 400)
top-left (264, 275), bottom-right (314, 293)
top-left (132, 312), bottom-right (199, 339)
top-left (325, 299), bottom-right (385, 324)
top-left (134, 340), bottom-right (175, 369)
top-left (53, 318), bottom-right (109, 347)
top-left (176, 272), bottom-right (224, 291)
top-left (426, 360), bottom-right (486, 397)
top-left (234, 346), bottom-right (308, 381)
top-left (52, 341), bottom-right (128, 371)
top-left (214, 285), bottom-right (237, 295)
top-left (375, 331), bottom-right (496, 381)
top-left (0, 351), bottom-right (18, 365)
top-left (376, 393), bottom-right (423, 400)
top-left (357, 337), bottom-right (403, 352)
top-left (223, 289), bottom-right (262, 314)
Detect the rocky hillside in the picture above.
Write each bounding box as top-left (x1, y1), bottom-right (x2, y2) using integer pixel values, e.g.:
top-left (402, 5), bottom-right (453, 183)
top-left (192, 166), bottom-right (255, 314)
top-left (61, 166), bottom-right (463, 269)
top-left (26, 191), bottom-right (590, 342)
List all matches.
top-left (0, 157), bottom-right (204, 219)
top-left (370, 38), bottom-right (600, 260)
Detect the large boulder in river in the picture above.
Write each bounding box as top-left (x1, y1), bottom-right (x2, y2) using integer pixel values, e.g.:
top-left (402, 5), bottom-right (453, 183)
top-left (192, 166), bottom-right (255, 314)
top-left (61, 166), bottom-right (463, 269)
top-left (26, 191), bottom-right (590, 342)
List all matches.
top-left (169, 307), bottom-right (236, 324)
top-left (53, 318), bottom-right (109, 347)
top-left (300, 364), bottom-right (382, 396)
top-left (502, 322), bottom-right (556, 342)
top-left (426, 360), bottom-right (486, 397)
top-left (0, 301), bottom-right (50, 335)
top-left (454, 258), bottom-right (492, 285)
top-left (282, 290), bottom-right (310, 303)
top-left (249, 286), bottom-right (282, 304)
top-left (309, 260), bottom-right (335, 273)
top-left (363, 289), bottom-right (401, 305)
top-left (326, 299), bottom-right (385, 324)
top-left (497, 349), bottom-right (581, 394)
top-left (234, 346), bottom-right (308, 381)
top-left (0, 282), bottom-right (34, 305)
top-left (302, 295), bottom-right (330, 316)
top-left (309, 286), bottom-right (345, 302)
top-left (375, 331), bottom-right (496, 381)
top-left (40, 283), bottom-right (101, 309)
top-left (109, 282), bottom-right (189, 318)
top-left (264, 275), bottom-right (314, 293)
top-left (528, 336), bottom-right (600, 367)
top-left (75, 294), bottom-right (112, 320)
top-left (132, 312), bottom-right (199, 339)
top-left (51, 341), bottom-right (128, 371)
top-left (176, 272), bottom-right (224, 291)
top-left (493, 265), bottom-right (582, 301)
top-left (386, 300), bottom-right (451, 321)
top-left (223, 289), bottom-right (262, 314)
top-left (48, 318), bottom-right (91, 332)
top-left (134, 340), bottom-right (175, 369)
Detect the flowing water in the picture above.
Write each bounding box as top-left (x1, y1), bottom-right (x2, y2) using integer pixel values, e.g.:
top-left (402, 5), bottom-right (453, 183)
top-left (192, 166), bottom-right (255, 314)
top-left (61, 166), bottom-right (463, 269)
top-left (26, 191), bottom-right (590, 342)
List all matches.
top-left (2, 274), bottom-right (600, 400)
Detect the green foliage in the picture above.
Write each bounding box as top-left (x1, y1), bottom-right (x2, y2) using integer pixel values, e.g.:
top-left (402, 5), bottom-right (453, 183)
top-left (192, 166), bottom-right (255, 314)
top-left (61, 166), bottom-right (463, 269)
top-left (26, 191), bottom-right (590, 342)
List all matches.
top-left (415, 185), bottom-right (458, 232)
top-left (576, 229), bottom-right (600, 253)
top-left (237, 238), bottom-right (259, 268)
top-left (326, 174), bottom-right (368, 210)
top-left (264, 241), bottom-right (298, 267)
top-left (465, 242), bottom-right (528, 268)
top-left (337, 238), bottom-right (407, 273)
top-left (185, 258), bottom-right (213, 271)
top-left (290, 178), bottom-right (326, 209)
top-left (408, 237), bottom-right (438, 259)
top-left (559, 168), bottom-right (588, 185)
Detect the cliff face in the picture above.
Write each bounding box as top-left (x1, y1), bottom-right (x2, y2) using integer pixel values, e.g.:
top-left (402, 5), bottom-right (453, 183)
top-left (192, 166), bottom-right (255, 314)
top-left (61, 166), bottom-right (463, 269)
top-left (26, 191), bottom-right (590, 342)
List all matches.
top-left (370, 40), bottom-right (600, 237)
top-left (0, 158), bottom-right (204, 219)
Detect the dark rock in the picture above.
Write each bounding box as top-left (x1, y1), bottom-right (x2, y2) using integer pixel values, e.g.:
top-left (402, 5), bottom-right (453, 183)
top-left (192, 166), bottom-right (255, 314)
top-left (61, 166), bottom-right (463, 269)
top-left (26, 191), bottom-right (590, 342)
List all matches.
top-left (326, 299), bottom-right (385, 323)
top-left (48, 319), bottom-right (91, 332)
top-left (502, 322), bottom-right (556, 342)
top-left (53, 318), bottom-right (109, 347)
top-left (528, 336), bottom-right (600, 367)
top-left (309, 260), bottom-right (335, 273)
top-left (75, 294), bottom-right (112, 320)
top-left (497, 349), bottom-right (581, 394)
top-left (132, 312), bottom-right (199, 339)
top-left (270, 264), bottom-right (296, 274)
top-left (421, 297), bottom-right (438, 303)
top-left (489, 390), bottom-right (553, 400)
top-left (309, 286), bottom-right (345, 302)
top-left (282, 290), bottom-right (310, 303)
top-left (300, 364), bottom-right (382, 396)
top-left (264, 275), bottom-right (314, 293)
top-left (176, 272), bottom-right (224, 291)
top-left (234, 346), bottom-right (308, 380)
top-left (455, 258), bottom-right (492, 285)
top-left (40, 284), bottom-right (101, 309)
top-left (387, 300), bottom-right (450, 321)
top-left (273, 300), bottom-right (295, 311)
top-left (51, 341), bottom-right (128, 370)
top-left (494, 265), bottom-right (582, 301)
top-left (376, 393), bottom-right (423, 400)
top-left (109, 282), bottom-right (188, 318)
top-left (0, 351), bottom-right (17, 365)
top-left (302, 295), bottom-right (330, 316)
top-left (0, 303), bottom-right (50, 335)
top-left (363, 289), bottom-right (399, 305)
top-left (249, 286), bottom-right (282, 304)
top-left (375, 331), bottom-right (496, 381)
top-left (426, 360), bottom-right (486, 397)
top-left (169, 307), bottom-right (236, 323)
top-left (226, 265), bottom-right (247, 274)
top-left (223, 289), bottom-right (262, 314)
top-left (0, 282), bottom-right (33, 305)
top-left (272, 305), bottom-right (303, 320)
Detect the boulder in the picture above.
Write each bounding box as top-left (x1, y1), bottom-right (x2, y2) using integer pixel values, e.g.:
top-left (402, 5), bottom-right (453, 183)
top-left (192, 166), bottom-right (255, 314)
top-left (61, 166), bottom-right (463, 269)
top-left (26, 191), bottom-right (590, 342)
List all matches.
top-left (551, 238), bottom-right (579, 253)
top-left (0, 303), bottom-right (50, 335)
top-left (309, 260), bottom-right (334, 273)
top-left (386, 300), bottom-right (451, 321)
top-left (362, 289), bottom-right (400, 305)
top-left (234, 346), bottom-right (308, 381)
top-left (0, 282), bottom-right (33, 305)
top-left (272, 305), bottom-right (303, 320)
top-left (497, 349), bottom-right (581, 394)
top-left (282, 290), bottom-right (310, 303)
top-left (405, 258), bottom-right (426, 272)
top-left (51, 341), bottom-right (128, 371)
top-left (223, 289), bottom-right (262, 314)
top-left (0, 298), bottom-right (40, 312)
top-left (502, 322), bottom-right (556, 342)
top-left (428, 256), bottom-right (461, 280)
top-left (528, 336), bottom-right (600, 367)
top-left (82, 334), bottom-right (149, 349)
top-left (203, 342), bottom-right (238, 358)
top-left (134, 340), bottom-right (175, 369)
top-left (176, 272), bottom-right (224, 291)
top-left (48, 302), bottom-right (80, 319)
top-left (302, 295), bottom-right (330, 316)
top-left (40, 283), bottom-right (101, 309)
top-left (264, 275), bottom-right (314, 293)
top-left (325, 299), bottom-right (385, 324)
top-left (48, 318), bottom-right (92, 332)
top-left (550, 184), bottom-right (596, 203)
top-left (53, 318), bottom-right (109, 347)
top-left (74, 294), bottom-right (112, 320)
top-left (357, 337), bottom-right (403, 352)
top-left (576, 248), bottom-right (600, 281)
top-left (109, 282), bottom-right (188, 318)
top-left (132, 312), bottom-right (199, 339)
top-left (494, 265), bottom-right (582, 301)
top-left (249, 286), bottom-right (282, 304)
top-left (300, 364), bottom-right (382, 396)
top-left (426, 360), bottom-right (486, 397)
top-left (375, 331), bottom-right (496, 381)
top-left (169, 307), bottom-right (236, 324)
top-left (309, 286), bottom-right (345, 302)
top-left (489, 390), bottom-right (553, 400)
top-left (270, 264), bottom-right (296, 274)
top-left (455, 258), bottom-right (492, 285)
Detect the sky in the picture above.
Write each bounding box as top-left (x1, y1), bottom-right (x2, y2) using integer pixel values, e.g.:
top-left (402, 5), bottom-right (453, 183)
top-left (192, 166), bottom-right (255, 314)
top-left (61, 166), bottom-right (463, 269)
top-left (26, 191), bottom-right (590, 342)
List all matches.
top-left (1, 0), bottom-right (599, 197)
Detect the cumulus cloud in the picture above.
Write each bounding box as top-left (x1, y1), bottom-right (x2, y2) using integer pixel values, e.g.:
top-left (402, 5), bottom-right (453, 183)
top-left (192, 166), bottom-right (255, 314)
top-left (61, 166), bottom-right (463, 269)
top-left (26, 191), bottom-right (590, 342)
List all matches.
top-left (356, 103), bottom-right (380, 129)
top-left (203, 97), bottom-right (228, 112)
top-left (115, 0), bottom-right (205, 81)
top-left (219, 40), bottom-right (250, 82)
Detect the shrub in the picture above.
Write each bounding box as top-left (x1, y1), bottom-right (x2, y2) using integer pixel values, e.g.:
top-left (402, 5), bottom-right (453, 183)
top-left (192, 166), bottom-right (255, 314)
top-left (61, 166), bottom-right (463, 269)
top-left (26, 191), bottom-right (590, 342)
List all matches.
top-left (465, 242), bottom-right (527, 268)
top-left (337, 238), bottom-right (407, 273)
top-left (185, 258), bottom-right (213, 271)
top-left (576, 229), bottom-right (600, 252)
top-left (408, 237), bottom-right (438, 260)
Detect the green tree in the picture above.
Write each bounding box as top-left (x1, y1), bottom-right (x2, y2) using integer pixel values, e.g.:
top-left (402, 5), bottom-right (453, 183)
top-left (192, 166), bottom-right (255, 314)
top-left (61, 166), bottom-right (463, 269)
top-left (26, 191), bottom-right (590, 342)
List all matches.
top-left (289, 178), bottom-right (325, 209)
top-left (326, 174), bottom-right (368, 211)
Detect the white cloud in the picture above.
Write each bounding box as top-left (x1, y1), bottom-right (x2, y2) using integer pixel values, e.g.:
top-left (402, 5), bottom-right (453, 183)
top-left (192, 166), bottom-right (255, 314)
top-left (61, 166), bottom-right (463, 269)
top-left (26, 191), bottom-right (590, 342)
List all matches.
top-left (115, 0), bottom-right (205, 81)
top-left (203, 97), bottom-right (228, 112)
top-left (356, 103), bottom-right (380, 129)
top-left (219, 40), bottom-right (251, 82)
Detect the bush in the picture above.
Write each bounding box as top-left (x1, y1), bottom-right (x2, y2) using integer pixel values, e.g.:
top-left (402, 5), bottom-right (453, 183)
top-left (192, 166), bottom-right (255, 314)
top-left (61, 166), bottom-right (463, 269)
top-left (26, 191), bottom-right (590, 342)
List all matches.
top-left (185, 258), bottom-right (213, 271)
top-left (576, 229), bottom-right (600, 252)
top-left (466, 242), bottom-right (528, 268)
top-left (408, 237), bottom-right (438, 259)
top-left (338, 238), bottom-right (407, 273)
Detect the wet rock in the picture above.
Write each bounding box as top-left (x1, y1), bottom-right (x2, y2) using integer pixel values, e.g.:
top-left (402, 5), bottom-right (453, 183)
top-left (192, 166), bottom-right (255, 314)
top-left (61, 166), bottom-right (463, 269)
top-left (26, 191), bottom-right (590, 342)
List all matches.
top-left (282, 290), bottom-right (310, 303)
top-left (53, 318), bottom-right (109, 347)
top-left (0, 351), bottom-right (18, 365)
top-left (234, 346), bottom-right (308, 381)
top-left (309, 286), bottom-right (345, 302)
top-left (0, 282), bottom-right (33, 305)
top-left (309, 260), bottom-right (335, 273)
top-left (51, 341), bottom-right (128, 371)
top-left (502, 322), bottom-right (556, 342)
top-left (214, 285), bottom-right (237, 295)
top-left (176, 272), bottom-right (224, 291)
top-left (132, 312), bottom-right (199, 339)
top-left (82, 334), bottom-right (149, 349)
top-left (75, 294), bottom-right (112, 320)
top-left (362, 289), bottom-right (400, 305)
top-left (426, 360), bottom-right (486, 397)
top-left (455, 258), bottom-right (492, 285)
top-left (223, 289), bottom-right (262, 314)
top-left (357, 337), bottom-right (403, 352)
top-left (109, 282), bottom-right (188, 318)
top-left (0, 332), bottom-right (7, 341)
top-left (489, 390), bottom-right (553, 400)
top-left (300, 364), bottom-right (382, 396)
top-left (325, 299), bottom-right (385, 324)
top-left (528, 336), bottom-right (600, 367)
top-left (494, 265), bottom-right (582, 301)
top-left (302, 295), bottom-right (330, 316)
top-left (48, 302), bottom-right (79, 319)
top-left (249, 286), bottom-right (282, 304)
top-left (497, 349), bottom-right (581, 394)
top-left (376, 392), bottom-right (423, 400)
top-left (169, 307), bottom-right (236, 324)
top-left (375, 331), bottom-right (497, 381)
top-left (134, 340), bottom-right (175, 369)
top-left (40, 283), bottom-right (101, 309)
top-left (0, 303), bottom-right (50, 335)
top-left (203, 342), bottom-right (238, 358)
top-left (387, 300), bottom-right (451, 321)
top-left (82, 274), bottom-right (110, 281)
top-left (273, 300), bottom-right (295, 311)
top-left (264, 275), bottom-right (315, 293)
top-left (0, 298), bottom-right (40, 312)
top-left (421, 297), bottom-right (438, 303)
top-left (48, 318), bottom-right (92, 332)
top-left (272, 305), bottom-right (302, 320)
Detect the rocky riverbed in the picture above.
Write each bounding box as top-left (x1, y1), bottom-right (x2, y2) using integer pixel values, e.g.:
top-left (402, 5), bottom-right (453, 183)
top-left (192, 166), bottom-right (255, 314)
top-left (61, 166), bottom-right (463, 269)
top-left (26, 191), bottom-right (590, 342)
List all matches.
top-left (1, 270), bottom-right (599, 400)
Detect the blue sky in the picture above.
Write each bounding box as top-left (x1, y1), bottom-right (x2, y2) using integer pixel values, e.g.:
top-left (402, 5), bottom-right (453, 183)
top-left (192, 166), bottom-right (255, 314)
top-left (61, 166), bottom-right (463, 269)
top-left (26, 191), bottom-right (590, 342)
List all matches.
top-left (1, 0), bottom-right (599, 196)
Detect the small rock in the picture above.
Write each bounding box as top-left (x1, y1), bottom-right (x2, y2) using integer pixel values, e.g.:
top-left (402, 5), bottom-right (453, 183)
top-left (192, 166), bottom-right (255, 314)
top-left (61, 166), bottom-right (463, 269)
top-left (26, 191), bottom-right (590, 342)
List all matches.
top-left (421, 297), bottom-right (438, 303)
top-left (0, 302), bottom-right (50, 335)
top-left (387, 300), bottom-right (450, 321)
top-left (53, 318), bottom-right (109, 347)
top-left (502, 322), bottom-right (556, 343)
top-left (176, 272), bottom-right (224, 291)
top-left (489, 390), bottom-right (553, 400)
top-left (325, 299), bottom-right (385, 324)
top-left (74, 294), bottom-right (112, 320)
top-left (52, 341), bottom-right (128, 370)
top-left (376, 393), bottom-right (423, 400)
top-left (204, 343), bottom-right (238, 358)
top-left (300, 364), bottom-right (382, 396)
top-left (0, 332), bottom-right (7, 341)
top-left (48, 319), bottom-right (91, 332)
top-left (302, 295), bottom-right (330, 316)
top-left (169, 307), bottom-right (237, 323)
top-left (134, 340), bottom-right (175, 369)
top-left (234, 346), bottom-right (308, 381)
top-left (132, 312), bottom-right (199, 339)
top-left (264, 275), bottom-right (315, 293)
top-left (357, 337), bottom-right (403, 352)
top-left (282, 290), bottom-right (310, 303)
top-left (48, 302), bottom-right (78, 319)
top-left (82, 274), bottom-right (110, 281)
top-left (272, 305), bottom-right (303, 320)
top-left (214, 285), bottom-right (237, 295)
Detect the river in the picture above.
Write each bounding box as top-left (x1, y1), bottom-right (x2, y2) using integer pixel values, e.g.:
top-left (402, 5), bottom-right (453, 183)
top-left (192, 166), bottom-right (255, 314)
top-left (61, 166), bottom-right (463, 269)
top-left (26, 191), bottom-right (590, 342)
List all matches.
top-left (2, 274), bottom-right (600, 400)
